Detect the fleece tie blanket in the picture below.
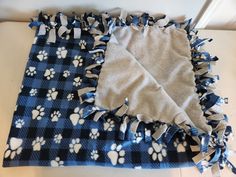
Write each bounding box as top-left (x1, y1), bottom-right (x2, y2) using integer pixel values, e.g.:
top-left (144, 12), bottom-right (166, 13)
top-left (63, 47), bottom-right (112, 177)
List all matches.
top-left (2, 11), bottom-right (235, 176)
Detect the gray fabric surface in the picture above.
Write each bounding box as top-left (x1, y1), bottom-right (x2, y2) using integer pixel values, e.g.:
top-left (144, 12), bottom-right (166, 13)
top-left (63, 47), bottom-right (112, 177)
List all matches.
top-left (95, 25), bottom-right (212, 134)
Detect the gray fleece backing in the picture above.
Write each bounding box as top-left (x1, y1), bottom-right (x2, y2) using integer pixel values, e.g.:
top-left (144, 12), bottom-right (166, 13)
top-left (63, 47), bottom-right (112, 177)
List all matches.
top-left (95, 25), bottom-right (212, 134)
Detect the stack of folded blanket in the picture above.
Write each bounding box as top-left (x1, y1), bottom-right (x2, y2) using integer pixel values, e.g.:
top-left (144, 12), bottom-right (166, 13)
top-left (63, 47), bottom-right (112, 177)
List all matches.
top-left (2, 10), bottom-right (235, 176)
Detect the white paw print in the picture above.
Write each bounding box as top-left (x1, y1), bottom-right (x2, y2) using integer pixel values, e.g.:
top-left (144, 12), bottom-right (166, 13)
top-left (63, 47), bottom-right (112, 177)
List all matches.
top-left (54, 134), bottom-right (63, 144)
top-left (50, 110), bottom-right (61, 122)
top-left (32, 105), bottom-right (45, 120)
top-left (4, 138), bottom-right (23, 159)
top-left (63, 70), bottom-right (70, 78)
top-left (37, 50), bottom-right (48, 61)
top-left (148, 142), bottom-right (167, 162)
top-left (47, 88), bottom-right (58, 101)
top-left (15, 119), bottom-right (25, 128)
top-left (44, 68), bottom-right (55, 80)
top-left (32, 137), bottom-right (46, 151)
top-left (29, 88), bottom-right (37, 96)
top-left (89, 128), bottom-right (100, 139)
top-left (173, 137), bottom-right (187, 152)
top-left (67, 93), bottom-right (74, 101)
top-left (133, 132), bottom-right (143, 143)
top-left (56, 47), bottom-right (68, 59)
top-left (51, 157), bottom-right (64, 167)
top-left (91, 150), bottom-right (99, 160)
top-left (79, 40), bottom-right (87, 49)
top-left (26, 66), bottom-right (36, 76)
top-left (73, 76), bottom-right (82, 87)
top-left (73, 55), bottom-right (83, 67)
top-left (107, 143), bottom-right (125, 165)
top-left (92, 52), bottom-right (103, 60)
top-left (69, 138), bottom-right (82, 154)
top-left (103, 118), bottom-right (115, 131)
top-left (69, 107), bottom-right (84, 126)
top-left (92, 52), bottom-right (104, 63)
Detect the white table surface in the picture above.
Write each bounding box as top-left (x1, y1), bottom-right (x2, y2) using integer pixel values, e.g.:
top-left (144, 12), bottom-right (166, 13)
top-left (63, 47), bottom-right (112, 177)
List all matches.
top-left (0, 22), bottom-right (235, 177)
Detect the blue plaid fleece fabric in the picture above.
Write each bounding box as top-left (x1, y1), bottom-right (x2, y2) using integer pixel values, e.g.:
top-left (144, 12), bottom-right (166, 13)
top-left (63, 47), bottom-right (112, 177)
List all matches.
top-left (2, 12), bottom-right (197, 168)
top-left (2, 12), bottom-right (235, 174)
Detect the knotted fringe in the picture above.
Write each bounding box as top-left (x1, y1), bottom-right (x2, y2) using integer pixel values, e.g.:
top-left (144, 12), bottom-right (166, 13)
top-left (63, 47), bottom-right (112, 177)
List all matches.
top-left (187, 24), bottom-right (235, 175)
top-left (29, 11), bottom-right (185, 43)
top-left (81, 97), bottom-right (191, 143)
top-left (29, 12), bottom-right (114, 43)
top-left (30, 11), bottom-right (235, 175)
